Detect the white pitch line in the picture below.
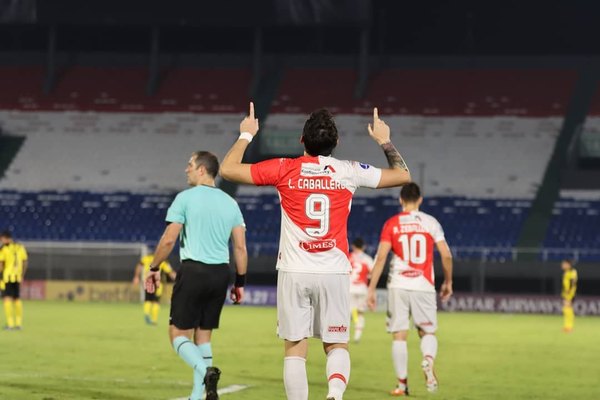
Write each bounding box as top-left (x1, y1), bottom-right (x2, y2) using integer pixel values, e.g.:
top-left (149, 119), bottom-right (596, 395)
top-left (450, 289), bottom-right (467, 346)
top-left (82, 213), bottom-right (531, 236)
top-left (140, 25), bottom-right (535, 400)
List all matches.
top-left (169, 384), bottom-right (250, 399)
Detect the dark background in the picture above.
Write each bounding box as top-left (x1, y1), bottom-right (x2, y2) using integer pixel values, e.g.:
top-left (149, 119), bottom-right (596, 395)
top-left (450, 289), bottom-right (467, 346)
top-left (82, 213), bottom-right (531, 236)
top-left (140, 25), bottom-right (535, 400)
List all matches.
top-left (1, 1), bottom-right (600, 55)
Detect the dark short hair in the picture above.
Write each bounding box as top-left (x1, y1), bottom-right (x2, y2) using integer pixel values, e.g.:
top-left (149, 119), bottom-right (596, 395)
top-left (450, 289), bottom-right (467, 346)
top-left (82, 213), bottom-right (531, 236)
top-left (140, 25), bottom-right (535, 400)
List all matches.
top-left (0, 230), bottom-right (12, 239)
top-left (400, 182), bottom-right (421, 203)
top-left (562, 259), bottom-right (575, 267)
top-left (302, 109), bottom-right (338, 156)
top-left (352, 237), bottom-right (365, 249)
top-left (193, 151), bottom-right (219, 178)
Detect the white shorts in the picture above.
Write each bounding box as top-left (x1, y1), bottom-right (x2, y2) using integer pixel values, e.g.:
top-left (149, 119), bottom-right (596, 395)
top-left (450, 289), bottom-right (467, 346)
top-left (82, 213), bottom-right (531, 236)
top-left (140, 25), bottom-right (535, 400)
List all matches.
top-left (387, 288), bottom-right (437, 334)
top-left (350, 292), bottom-right (368, 313)
top-left (277, 271), bottom-right (350, 343)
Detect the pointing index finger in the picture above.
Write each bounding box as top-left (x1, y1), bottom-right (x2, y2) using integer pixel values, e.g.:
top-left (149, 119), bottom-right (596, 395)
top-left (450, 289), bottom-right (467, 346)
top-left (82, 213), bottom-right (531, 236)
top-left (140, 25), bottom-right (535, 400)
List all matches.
top-left (249, 102), bottom-right (255, 119)
top-left (373, 107), bottom-right (379, 122)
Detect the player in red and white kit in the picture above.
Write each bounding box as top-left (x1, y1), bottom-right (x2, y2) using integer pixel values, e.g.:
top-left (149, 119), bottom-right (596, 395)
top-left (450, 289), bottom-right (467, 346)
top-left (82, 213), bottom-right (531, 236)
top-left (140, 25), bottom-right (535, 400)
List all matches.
top-left (221, 103), bottom-right (411, 400)
top-left (348, 237), bottom-right (374, 343)
top-left (367, 183), bottom-right (453, 396)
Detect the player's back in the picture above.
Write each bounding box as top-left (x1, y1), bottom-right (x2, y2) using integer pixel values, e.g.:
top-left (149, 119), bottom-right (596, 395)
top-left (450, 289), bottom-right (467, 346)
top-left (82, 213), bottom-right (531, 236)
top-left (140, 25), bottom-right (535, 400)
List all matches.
top-left (168, 185), bottom-right (243, 264)
top-left (251, 154), bottom-right (381, 274)
top-left (381, 210), bottom-right (445, 293)
top-left (350, 251), bottom-right (374, 289)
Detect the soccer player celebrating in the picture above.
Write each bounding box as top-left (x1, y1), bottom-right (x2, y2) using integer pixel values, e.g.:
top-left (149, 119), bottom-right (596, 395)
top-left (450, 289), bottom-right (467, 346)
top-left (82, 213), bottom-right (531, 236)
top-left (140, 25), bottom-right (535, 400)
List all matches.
top-left (561, 259), bottom-right (577, 332)
top-left (367, 183), bottom-right (453, 396)
top-left (132, 252), bottom-right (176, 325)
top-left (145, 151), bottom-right (248, 400)
top-left (221, 103), bottom-right (411, 400)
top-left (348, 237), bottom-right (374, 343)
top-left (0, 231), bottom-right (28, 330)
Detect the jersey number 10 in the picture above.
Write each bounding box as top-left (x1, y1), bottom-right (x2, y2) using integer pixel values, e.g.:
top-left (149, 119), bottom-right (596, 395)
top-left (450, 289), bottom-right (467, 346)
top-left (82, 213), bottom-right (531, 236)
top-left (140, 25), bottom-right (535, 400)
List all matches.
top-left (398, 233), bottom-right (427, 264)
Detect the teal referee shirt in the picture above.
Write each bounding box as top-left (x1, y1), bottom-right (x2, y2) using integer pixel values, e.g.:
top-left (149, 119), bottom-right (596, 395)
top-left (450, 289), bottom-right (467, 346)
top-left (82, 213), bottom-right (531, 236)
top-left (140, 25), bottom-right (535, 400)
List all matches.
top-left (166, 185), bottom-right (245, 264)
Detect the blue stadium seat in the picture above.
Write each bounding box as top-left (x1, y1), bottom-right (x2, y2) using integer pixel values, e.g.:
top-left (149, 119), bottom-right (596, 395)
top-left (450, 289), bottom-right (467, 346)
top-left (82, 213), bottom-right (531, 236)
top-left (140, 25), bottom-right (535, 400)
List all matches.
top-left (2, 191), bottom-right (597, 261)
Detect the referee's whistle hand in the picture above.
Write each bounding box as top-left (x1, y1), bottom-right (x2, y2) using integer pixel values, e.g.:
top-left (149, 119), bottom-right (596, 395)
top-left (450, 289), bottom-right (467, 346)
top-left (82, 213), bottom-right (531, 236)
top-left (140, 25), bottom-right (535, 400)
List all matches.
top-left (144, 271), bottom-right (160, 293)
top-left (230, 286), bottom-right (244, 304)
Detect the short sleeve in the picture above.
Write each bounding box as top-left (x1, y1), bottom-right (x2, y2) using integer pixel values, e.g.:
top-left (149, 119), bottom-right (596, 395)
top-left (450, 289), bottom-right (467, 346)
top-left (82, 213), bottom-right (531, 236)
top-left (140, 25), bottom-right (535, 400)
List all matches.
top-left (349, 161), bottom-right (382, 188)
top-left (250, 158), bottom-right (285, 186)
top-left (166, 192), bottom-right (186, 224)
top-left (380, 218), bottom-right (394, 243)
top-left (232, 203), bottom-right (246, 229)
top-left (429, 218), bottom-right (446, 243)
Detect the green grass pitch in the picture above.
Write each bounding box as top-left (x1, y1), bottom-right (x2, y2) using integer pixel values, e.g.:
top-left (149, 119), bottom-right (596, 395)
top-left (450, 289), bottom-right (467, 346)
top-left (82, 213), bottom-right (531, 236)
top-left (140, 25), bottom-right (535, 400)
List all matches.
top-left (1, 301), bottom-right (599, 399)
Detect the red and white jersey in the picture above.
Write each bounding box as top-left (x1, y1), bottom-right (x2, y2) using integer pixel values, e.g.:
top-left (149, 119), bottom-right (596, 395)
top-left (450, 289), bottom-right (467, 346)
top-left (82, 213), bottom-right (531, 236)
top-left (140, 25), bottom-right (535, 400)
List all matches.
top-left (349, 251), bottom-right (374, 294)
top-left (380, 210), bottom-right (445, 292)
top-left (251, 155), bottom-right (381, 274)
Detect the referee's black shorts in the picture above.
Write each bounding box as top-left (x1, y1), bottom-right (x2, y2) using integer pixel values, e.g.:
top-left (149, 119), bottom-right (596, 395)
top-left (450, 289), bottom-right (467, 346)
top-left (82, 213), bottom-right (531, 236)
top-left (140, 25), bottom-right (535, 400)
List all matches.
top-left (169, 260), bottom-right (230, 330)
top-left (1, 282), bottom-right (20, 298)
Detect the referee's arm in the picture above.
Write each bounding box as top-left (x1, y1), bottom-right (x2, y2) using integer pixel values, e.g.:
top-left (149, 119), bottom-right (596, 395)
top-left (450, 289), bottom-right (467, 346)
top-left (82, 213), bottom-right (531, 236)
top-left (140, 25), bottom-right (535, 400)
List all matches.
top-left (231, 225), bottom-right (248, 277)
top-left (145, 223), bottom-right (181, 293)
top-left (152, 223), bottom-right (181, 268)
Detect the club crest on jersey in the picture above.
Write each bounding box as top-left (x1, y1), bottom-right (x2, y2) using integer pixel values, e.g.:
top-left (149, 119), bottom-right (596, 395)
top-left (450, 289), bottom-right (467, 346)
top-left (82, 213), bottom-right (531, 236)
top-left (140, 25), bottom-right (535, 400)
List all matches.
top-left (301, 163), bottom-right (333, 176)
top-left (299, 239), bottom-right (336, 253)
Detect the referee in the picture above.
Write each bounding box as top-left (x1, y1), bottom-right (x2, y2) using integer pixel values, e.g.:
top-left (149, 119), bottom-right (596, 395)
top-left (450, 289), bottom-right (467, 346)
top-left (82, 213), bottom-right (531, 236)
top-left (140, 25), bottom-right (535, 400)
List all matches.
top-left (145, 151), bottom-right (248, 400)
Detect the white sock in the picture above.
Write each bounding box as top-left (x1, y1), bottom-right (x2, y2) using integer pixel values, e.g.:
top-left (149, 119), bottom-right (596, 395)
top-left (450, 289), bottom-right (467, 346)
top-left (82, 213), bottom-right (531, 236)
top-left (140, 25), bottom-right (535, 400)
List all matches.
top-left (420, 334), bottom-right (438, 360)
top-left (326, 348), bottom-right (350, 399)
top-left (284, 356), bottom-right (308, 400)
top-left (392, 340), bottom-right (408, 387)
top-left (354, 315), bottom-right (365, 341)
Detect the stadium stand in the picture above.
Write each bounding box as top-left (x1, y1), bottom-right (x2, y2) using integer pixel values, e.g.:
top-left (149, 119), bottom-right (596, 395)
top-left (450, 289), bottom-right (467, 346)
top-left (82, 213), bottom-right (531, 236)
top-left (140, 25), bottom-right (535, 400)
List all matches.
top-left (0, 66), bottom-right (252, 112)
top-left (543, 191), bottom-right (600, 261)
top-left (0, 191), bottom-right (529, 260)
top-left (3, 66), bottom-right (596, 260)
top-left (271, 69), bottom-right (574, 116)
top-left (0, 67), bottom-right (251, 191)
top-left (0, 190), bottom-right (171, 242)
top-left (267, 68), bottom-right (575, 198)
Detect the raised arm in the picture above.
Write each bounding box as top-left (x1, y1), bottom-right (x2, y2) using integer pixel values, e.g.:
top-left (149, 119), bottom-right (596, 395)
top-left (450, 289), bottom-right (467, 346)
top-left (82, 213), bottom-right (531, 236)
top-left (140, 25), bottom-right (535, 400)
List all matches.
top-left (220, 102), bottom-right (260, 184)
top-left (367, 241), bottom-right (392, 310)
top-left (436, 240), bottom-right (453, 302)
top-left (368, 107), bottom-right (412, 188)
top-left (229, 225), bottom-right (248, 304)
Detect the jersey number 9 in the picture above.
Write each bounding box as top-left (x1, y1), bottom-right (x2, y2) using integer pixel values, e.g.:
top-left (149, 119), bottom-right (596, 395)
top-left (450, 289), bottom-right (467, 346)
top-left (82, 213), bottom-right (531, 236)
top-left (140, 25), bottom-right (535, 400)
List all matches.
top-left (305, 194), bottom-right (330, 237)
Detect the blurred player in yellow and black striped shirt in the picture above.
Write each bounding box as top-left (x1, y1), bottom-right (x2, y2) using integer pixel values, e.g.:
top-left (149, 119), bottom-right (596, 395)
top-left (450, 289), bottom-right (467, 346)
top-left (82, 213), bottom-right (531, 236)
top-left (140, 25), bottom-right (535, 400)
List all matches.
top-left (132, 254), bottom-right (176, 325)
top-left (561, 259), bottom-right (577, 332)
top-left (0, 231), bottom-right (28, 330)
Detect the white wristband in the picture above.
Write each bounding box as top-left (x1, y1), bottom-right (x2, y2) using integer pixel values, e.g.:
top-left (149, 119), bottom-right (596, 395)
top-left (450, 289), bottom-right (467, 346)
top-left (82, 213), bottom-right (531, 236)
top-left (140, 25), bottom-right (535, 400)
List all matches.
top-left (239, 132), bottom-right (253, 143)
